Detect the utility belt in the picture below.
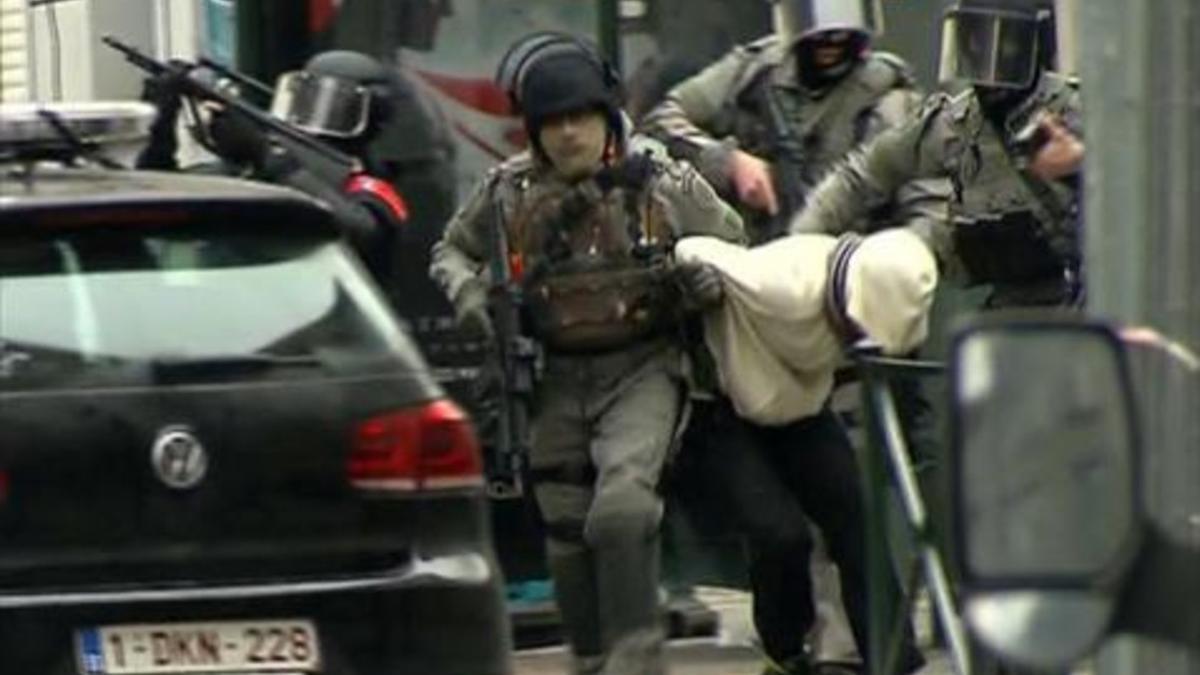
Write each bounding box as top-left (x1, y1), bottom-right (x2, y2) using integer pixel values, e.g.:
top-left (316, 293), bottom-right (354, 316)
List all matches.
top-left (953, 210), bottom-right (1067, 286)
top-left (523, 258), bottom-right (680, 354)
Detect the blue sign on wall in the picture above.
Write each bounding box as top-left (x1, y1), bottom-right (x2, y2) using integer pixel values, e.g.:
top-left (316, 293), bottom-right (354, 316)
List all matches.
top-left (200, 0), bottom-right (237, 67)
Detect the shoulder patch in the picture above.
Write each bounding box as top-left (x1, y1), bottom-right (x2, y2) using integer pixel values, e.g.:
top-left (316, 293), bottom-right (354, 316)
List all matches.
top-left (670, 160), bottom-right (722, 213)
top-left (686, 171), bottom-right (722, 214)
top-left (864, 51), bottom-right (916, 89)
top-left (945, 90), bottom-right (976, 122)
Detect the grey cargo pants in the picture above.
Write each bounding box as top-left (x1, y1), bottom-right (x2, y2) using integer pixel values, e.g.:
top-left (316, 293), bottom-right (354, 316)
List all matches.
top-left (529, 340), bottom-right (684, 675)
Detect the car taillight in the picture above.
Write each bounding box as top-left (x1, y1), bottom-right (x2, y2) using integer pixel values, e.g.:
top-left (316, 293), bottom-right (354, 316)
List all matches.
top-left (348, 399), bottom-right (484, 492)
top-left (0, 470), bottom-right (8, 505)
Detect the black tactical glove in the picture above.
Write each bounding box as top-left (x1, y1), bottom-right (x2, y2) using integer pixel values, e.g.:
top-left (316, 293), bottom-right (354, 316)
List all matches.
top-left (676, 261), bottom-right (724, 310)
top-left (139, 60), bottom-right (192, 115)
top-left (453, 281), bottom-right (495, 341)
top-left (208, 108), bottom-right (269, 169)
top-left (595, 150), bottom-right (656, 193)
top-left (136, 61), bottom-right (192, 170)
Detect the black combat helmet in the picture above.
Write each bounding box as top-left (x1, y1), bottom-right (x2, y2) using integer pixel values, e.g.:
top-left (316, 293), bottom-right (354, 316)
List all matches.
top-left (270, 51), bottom-right (396, 141)
top-left (495, 32), bottom-right (623, 155)
top-left (938, 0), bottom-right (1058, 90)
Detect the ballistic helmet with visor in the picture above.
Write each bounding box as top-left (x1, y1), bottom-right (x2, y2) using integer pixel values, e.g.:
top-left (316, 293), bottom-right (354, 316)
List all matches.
top-left (765, 0), bottom-right (884, 47)
top-left (938, 0), bottom-right (1055, 89)
top-left (271, 51), bottom-right (392, 139)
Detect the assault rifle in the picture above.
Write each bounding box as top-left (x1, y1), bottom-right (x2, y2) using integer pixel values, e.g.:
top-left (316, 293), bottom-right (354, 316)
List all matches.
top-left (102, 36), bottom-right (360, 176)
top-left (758, 80), bottom-right (812, 237)
top-left (483, 191), bottom-right (539, 498)
top-left (197, 57), bottom-right (275, 101)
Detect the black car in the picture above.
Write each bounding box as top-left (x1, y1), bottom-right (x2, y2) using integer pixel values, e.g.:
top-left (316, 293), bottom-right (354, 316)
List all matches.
top-left (0, 127), bottom-right (512, 674)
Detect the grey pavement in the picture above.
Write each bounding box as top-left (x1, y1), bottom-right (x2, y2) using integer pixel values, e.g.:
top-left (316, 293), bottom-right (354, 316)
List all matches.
top-left (514, 586), bottom-right (958, 674)
top-left (514, 640), bottom-right (957, 674)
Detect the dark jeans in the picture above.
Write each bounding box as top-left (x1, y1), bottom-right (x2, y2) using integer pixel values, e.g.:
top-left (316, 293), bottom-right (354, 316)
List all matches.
top-left (680, 397), bottom-right (923, 672)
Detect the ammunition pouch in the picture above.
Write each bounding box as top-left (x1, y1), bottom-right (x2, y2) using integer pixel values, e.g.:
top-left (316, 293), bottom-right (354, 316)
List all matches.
top-left (524, 259), bottom-right (679, 354)
top-left (953, 210), bottom-right (1065, 285)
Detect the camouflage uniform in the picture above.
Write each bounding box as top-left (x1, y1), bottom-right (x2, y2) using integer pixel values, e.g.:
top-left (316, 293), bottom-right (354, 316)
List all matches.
top-left (430, 135), bottom-right (744, 675)
top-left (791, 72), bottom-right (1084, 307)
top-left (641, 36), bottom-right (948, 244)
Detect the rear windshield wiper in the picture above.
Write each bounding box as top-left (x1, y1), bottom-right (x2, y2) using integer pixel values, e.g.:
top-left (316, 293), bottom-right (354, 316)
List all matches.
top-left (150, 353), bottom-right (322, 378)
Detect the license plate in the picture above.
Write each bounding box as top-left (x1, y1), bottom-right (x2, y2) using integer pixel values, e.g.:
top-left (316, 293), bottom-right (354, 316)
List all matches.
top-left (76, 619), bottom-right (321, 674)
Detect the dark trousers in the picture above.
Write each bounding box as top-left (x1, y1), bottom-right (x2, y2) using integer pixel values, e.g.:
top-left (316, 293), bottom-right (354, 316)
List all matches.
top-left (680, 397), bottom-right (922, 671)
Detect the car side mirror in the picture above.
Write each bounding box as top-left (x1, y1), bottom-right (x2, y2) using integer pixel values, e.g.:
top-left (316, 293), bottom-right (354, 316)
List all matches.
top-left (949, 314), bottom-right (1143, 670)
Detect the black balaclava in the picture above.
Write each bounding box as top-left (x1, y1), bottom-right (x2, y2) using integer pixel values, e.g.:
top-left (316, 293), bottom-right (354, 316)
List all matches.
top-left (975, 68), bottom-right (1041, 128)
top-left (794, 30), bottom-right (869, 92)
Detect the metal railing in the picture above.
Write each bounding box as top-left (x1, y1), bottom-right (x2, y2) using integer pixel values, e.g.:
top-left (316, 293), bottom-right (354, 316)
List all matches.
top-left (853, 350), bottom-right (971, 675)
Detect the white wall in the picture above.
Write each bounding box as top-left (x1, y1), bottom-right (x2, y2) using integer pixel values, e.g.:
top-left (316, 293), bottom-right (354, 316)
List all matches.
top-left (16, 0), bottom-right (201, 102)
top-left (1, 0), bottom-right (32, 101)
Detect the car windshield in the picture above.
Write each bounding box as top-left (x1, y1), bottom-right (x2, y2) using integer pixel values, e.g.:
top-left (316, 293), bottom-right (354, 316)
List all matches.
top-left (0, 229), bottom-right (414, 389)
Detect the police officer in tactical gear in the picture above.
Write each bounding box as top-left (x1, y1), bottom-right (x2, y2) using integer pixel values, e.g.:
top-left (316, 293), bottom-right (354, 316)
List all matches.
top-left (136, 51), bottom-right (409, 288)
top-left (791, 0), bottom-right (1085, 309)
top-left (269, 50), bottom-right (415, 282)
top-left (641, 0), bottom-right (947, 244)
top-left (429, 33), bottom-right (745, 675)
top-left (277, 48), bottom-right (455, 197)
top-left (285, 22), bottom-right (470, 446)
top-left (314, 0), bottom-right (459, 232)
top-left (642, 3), bottom-right (934, 673)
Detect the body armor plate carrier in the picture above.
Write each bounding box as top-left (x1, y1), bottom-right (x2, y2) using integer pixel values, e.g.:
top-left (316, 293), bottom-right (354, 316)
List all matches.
top-left (523, 257), bottom-right (679, 354)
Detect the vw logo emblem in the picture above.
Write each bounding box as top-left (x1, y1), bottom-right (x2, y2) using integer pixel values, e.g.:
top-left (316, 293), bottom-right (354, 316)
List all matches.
top-left (151, 426), bottom-right (208, 490)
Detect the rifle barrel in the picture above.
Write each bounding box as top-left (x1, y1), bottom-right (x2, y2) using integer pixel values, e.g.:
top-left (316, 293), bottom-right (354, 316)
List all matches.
top-left (102, 35), bottom-right (359, 171)
top-left (198, 57), bottom-right (275, 99)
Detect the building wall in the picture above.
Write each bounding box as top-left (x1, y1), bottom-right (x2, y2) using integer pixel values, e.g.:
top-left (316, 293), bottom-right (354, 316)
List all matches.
top-left (0, 0), bottom-right (32, 101)
top-left (3, 0), bottom-right (201, 103)
top-left (1083, 1), bottom-right (1200, 673)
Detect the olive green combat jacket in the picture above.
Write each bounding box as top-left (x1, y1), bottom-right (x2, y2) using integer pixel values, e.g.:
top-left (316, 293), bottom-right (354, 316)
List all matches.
top-left (791, 72), bottom-right (1083, 302)
top-left (641, 36), bottom-right (948, 245)
top-left (429, 134), bottom-right (746, 319)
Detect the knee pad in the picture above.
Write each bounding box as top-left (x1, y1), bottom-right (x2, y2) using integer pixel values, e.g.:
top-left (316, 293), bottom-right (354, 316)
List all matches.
top-left (584, 484), bottom-right (662, 547)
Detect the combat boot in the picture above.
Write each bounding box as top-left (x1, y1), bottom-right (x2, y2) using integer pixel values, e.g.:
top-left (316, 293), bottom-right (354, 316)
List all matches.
top-left (760, 653), bottom-right (814, 675)
top-left (761, 657), bottom-right (863, 674)
top-left (763, 655), bottom-right (864, 675)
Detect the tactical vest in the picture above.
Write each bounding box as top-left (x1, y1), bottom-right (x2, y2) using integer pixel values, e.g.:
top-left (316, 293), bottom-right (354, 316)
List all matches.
top-left (491, 159), bottom-right (680, 354)
top-left (940, 74), bottom-right (1081, 292)
top-left (727, 41), bottom-right (916, 241)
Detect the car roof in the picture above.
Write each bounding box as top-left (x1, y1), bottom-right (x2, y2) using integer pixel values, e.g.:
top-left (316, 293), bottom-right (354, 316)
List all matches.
top-left (0, 166), bottom-right (339, 236)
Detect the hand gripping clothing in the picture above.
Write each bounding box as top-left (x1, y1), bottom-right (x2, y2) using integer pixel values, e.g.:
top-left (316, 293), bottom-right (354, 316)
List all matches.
top-left (641, 36), bottom-right (949, 245)
top-left (675, 229), bottom-right (938, 425)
